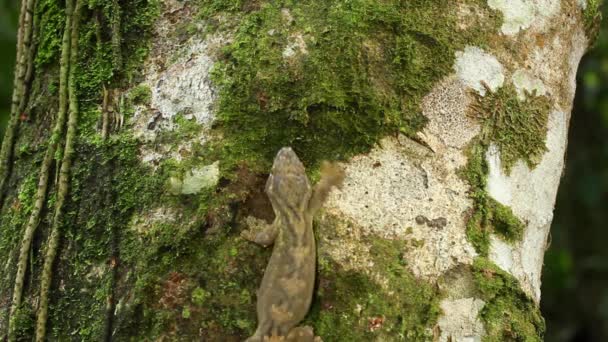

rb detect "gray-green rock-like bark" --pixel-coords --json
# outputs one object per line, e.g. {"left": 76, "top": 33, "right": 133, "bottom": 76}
{"left": 0, "top": 0, "right": 598, "bottom": 341}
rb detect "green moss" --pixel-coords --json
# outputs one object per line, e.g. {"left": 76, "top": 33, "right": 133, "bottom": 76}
{"left": 0, "top": 155, "right": 43, "bottom": 324}
{"left": 461, "top": 84, "right": 550, "bottom": 255}
{"left": 46, "top": 134, "right": 165, "bottom": 340}
{"left": 121, "top": 0, "right": 160, "bottom": 83}
{"left": 10, "top": 304, "right": 35, "bottom": 341}
{"left": 582, "top": 0, "right": 602, "bottom": 44}
{"left": 73, "top": 0, "right": 159, "bottom": 138}
{"left": 191, "top": 287, "right": 210, "bottom": 306}
{"left": 202, "top": 0, "right": 499, "bottom": 168}
{"left": 307, "top": 237, "right": 440, "bottom": 341}
{"left": 129, "top": 84, "right": 152, "bottom": 105}
{"left": 472, "top": 258, "right": 545, "bottom": 342}
{"left": 461, "top": 143, "right": 526, "bottom": 256}
{"left": 35, "top": 0, "right": 66, "bottom": 68}
{"left": 113, "top": 223, "right": 267, "bottom": 340}
{"left": 473, "top": 84, "right": 551, "bottom": 172}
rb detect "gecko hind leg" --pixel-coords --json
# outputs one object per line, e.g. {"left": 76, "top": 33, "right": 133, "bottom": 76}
{"left": 241, "top": 216, "right": 279, "bottom": 247}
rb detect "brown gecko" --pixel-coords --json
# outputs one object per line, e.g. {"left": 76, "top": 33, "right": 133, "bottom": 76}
{"left": 241, "top": 147, "right": 344, "bottom": 342}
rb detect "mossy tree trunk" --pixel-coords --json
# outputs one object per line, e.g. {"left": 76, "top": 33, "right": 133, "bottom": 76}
{"left": 0, "top": 1, "right": 599, "bottom": 341}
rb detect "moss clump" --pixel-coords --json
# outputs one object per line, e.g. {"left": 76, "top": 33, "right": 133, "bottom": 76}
{"left": 472, "top": 84, "right": 551, "bottom": 172}
{"left": 0, "top": 152, "right": 44, "bottom": 330}
{"left": 10, "top": 304, "right": 35, "bottom": 341}
{"left": 129, "top": 84, "right": 152, "bottom": 105}
{"left": 35, "top": 0, "right": 66, "bottom": 68}
{"left": 307, "top": 238, "right": 440, "bottom": 341}
{"left": 202, "top": 0, "right": 499, "bottom": 168}
{"left": 461, "top": 144, "right": 525, "bottom": 256}
{"left": 472, "top": 258, "right": 545, "bottom": 342}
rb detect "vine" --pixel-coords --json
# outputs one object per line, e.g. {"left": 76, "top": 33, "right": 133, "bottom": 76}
{"left": 6, "top": 0, "right": 73, "bottom": 340}
{"left": 36, "top": 0, "right": 82, "bottom": 339}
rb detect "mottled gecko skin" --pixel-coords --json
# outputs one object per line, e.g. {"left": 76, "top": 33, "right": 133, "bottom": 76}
{"left": 242, "top": 147, "right": 344, "bottom": 342}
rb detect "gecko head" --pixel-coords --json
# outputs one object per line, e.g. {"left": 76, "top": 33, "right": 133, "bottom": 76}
{"left": 266, "top": 147, "right": 312, "bottom": 212}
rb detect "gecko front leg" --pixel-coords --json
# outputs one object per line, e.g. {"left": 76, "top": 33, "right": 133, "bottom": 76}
{"left": 307, "top": 161, "right": 345, "bottom": 216}
{"left": 240, "top": 216, "right": 279, "bottom": 247}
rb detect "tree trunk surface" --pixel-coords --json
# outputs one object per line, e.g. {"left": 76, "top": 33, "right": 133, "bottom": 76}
{"left": 0, "top": 0, "right": 598, "bottom": 341}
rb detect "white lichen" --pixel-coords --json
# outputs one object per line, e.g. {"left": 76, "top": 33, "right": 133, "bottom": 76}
{"left": 512, "top": 69, "right": 547, "bottom": 100}
{"left": 149, "top": 37, "right": 221, "bottom": 126}
{"left": 326, "top": 136, "right": 477, "bottom": 279}
{"left": 421, "top": 76, "right": 480, "bottom": 149}
{"left": 577, "top": 0, "right": 587, "bottom": 9}
{"left": 437, "top": 298, "right": 486, "bottom": 342}
{"left": 488, "top": 0, "right": 561, "bottom": 35}
{"left": 168, "top": 161, "right": 220, "bottom": 195}
{"left": 282, "top": 33, "right": 308, "bottom": 59}
{"left": 454, "top": 46, "right": 505, "bottom": 95}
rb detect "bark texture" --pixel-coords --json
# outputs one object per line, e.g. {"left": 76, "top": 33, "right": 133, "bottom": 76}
{"left": 0, "top": 0, "right": 599, "bottom": 341}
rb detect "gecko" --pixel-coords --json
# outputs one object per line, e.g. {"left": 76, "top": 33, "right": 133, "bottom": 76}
{"left": 241, "top": 147, "right": 344, "bottom": 342}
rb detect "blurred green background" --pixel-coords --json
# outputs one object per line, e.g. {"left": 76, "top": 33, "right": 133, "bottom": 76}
{"left": 0, "top": 1, "right": 19, "bottom": 136}
{"left": 0, "top": 2, "right": 605, "bottom": 341}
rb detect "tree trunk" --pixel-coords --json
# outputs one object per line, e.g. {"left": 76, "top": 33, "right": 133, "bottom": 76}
{"left": 0, "top": 0, "right": 599, "bottom": 341}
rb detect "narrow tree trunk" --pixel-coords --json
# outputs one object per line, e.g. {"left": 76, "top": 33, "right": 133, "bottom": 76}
{"left": 0, "top": 1, "right": 599, "bottom": 340}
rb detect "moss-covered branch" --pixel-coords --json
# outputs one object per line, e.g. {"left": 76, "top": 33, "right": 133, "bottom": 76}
{"left": 36, "top": 1, "right": 82, "bottom": 340}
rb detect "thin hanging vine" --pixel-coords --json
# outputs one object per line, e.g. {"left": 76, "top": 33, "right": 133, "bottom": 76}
{"left": 35, "top": 0, "right": 82, "bottom": 339}
{"left": 6, "top": 0, "right": 73, "bottom": 340}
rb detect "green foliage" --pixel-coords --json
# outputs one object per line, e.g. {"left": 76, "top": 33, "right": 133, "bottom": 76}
{"left": 473, "top": 258, "right": 545, "bottom": 342}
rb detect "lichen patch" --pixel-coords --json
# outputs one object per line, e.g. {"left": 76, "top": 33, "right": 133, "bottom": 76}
{"left": 282, "top": 33, "right": 308, "bottom": 60}
{"left": 488, "top": 0, "right": 561, "bottom": 35}
{"left": 169, "top": 161, "right": 220, "bottom": 195}
{"left": 437, "top": 298, "right": 486, "bottom": 342}
{"left": 421, "top": 76, "right": 480, "bottom": 149}
{"left": 512, "top": 69, "right": 547, "bottom": 100}
{"left": 326, "top": 136, "right": 477, "bottom": 279}
{"left": 577, "top": 0, "right": 588, "bottom": 9}
{"left": 454, "top": 46, "right": 504, "bottom": 95}
{"left": 140, "top": 35, "right": 227, "bottom": 135}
